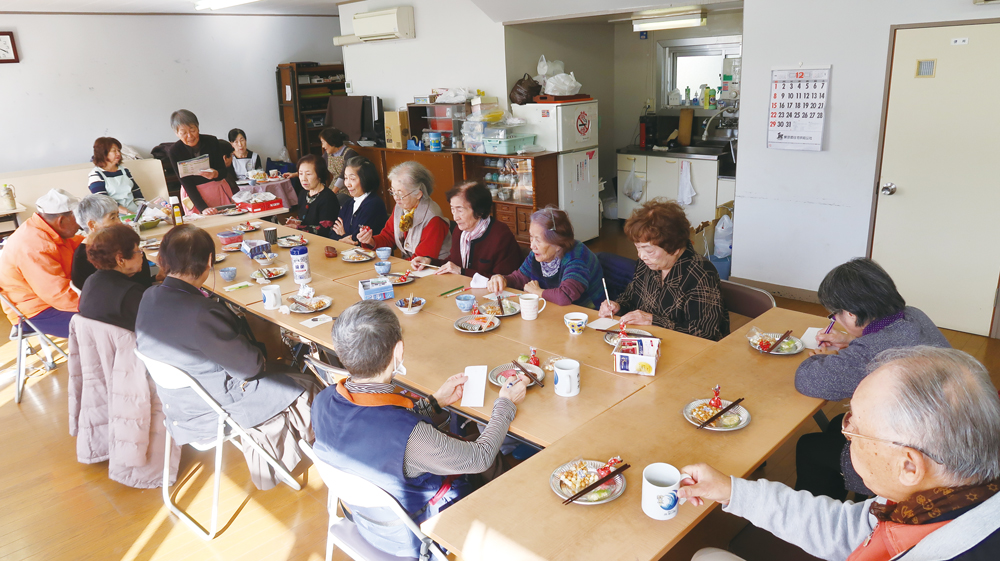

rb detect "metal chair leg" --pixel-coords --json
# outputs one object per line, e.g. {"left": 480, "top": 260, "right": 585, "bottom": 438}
{"left": 14, "top": 325, "right": 25, "bottom": 404}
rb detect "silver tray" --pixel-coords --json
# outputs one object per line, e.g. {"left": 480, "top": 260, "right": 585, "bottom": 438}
{"left": 250, "top": 267, "right": 287, "bottom": 280}
{"left": 341, "top": 249, "right": 376, "bottom": 263}
{"left": 488, "top": 362, "right": 545, "bottom": 387}
{"left": 383, "top": 272, "right": 415, "bottom": 285}
{"left": 603, "top": 328, "right": 653, "bottom": 347}
{"left": 683, "top": 399, "right": 751, "bottom": 431}
{"left": 549, "top": 459, "right": 627, "bottom": 505}
{"left": 277, "top": 236, "right": 309, "bottom": 248}
{"left": 480, "top": 298, "right": 520, "bottom": 318}
{"left": 749, "top": 334, "right": 804, "bottom": 355}
{"left": 287, "top": 295, "right": 332, "bottom": 314}
{"left": 454, "top": 314, "right": 500, "bottom": 333}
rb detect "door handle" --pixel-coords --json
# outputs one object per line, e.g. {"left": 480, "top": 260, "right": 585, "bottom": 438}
{"left": 881, "top": 182, "right": 897, "bottom": 196}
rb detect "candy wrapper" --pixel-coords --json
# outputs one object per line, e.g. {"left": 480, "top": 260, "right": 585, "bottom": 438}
{"left": 709, "top": 385, "right": 722, "bottom": 409}
{"left": 297, "top": 284, "right": 316, "bottom": 300}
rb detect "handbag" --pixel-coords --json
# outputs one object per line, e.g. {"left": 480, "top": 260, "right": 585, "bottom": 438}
{"left": 509, "top": 73, "right": 542, "bottom": 106}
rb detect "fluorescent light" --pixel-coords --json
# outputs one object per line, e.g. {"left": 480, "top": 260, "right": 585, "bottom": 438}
{"left": 632, "top": 13, "right": 706, "bottom": 32}
{"left": 195, "top": 0, "right": 262, "bottom": 10}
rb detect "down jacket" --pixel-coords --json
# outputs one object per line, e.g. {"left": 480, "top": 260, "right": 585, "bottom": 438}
{"left": 68, "top": 315, "right": 179, "bottom": 488}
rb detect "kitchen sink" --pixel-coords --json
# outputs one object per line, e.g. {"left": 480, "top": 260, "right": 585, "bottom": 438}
{"left": 667, "top": 146, "right": 727, "bottom": 155}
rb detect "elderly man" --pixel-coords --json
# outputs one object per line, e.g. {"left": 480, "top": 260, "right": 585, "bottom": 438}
{"left": 682, "top": 346, "right": 1000, "bottom": 561}
{"left": 0, "top": 189, "right": 83, "bottom": 338}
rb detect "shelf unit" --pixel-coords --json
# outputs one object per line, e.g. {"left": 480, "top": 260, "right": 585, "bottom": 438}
{"left": 460, "top": 152, "right": 557, "bottom": 245}
{"left": 407, "top": 102, "right": 470, "bottom": 151}
{"left": 276, "top": 62, "right": 346, "bottom": 161}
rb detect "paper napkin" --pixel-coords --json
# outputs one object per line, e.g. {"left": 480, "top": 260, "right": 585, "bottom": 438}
{"left": 587, "top": 318, "right": 620, "bottom": 330}
{"left": 460, "top": 365, "right": 487, "bottom": 408}
{"left": 300, "top": 314, "right": 333, "bottom": 328}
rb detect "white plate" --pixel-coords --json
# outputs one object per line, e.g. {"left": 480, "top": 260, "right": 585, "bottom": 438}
{"left": 603, "top": 328, "right": 653, "bottom": 347}
{"left": 488, "top": 361, "right": 545, "bottom": 387}
{"left": 231, "top": 221, "right": 262, "bottom": 232}
{"left": 277, "top": 236, "right": 309, "bottom": 248}
{"left": 682, "top": 399, "right": 751, "bottom": 431}
{"left": 214, "top": 253, "right": 227, "bottom": 263}
{"left": 250, "top": 267, "right": 287, "bottom": 280}
{"left": 287, "top": 295, "right": 332, "bottom": 314}
{"left": 454, "top": 315, "right": 500, "bottom": 333}
{"left": 749, "top": 334, "right": 804, "bottom": 355}
{"left": 222, "top": 208, "right": 248, "bottom": 216}
{"left": 341, "top": 249, "right": 376, "bottom": 262}
{"left": 549, "top": 459, "right": 627, "bottom": 505}
{"left": 479, "top": 299, "right": 519, "bottom": 318}
{"left": 384, "top": 272, "right": 416, "bottom": 285}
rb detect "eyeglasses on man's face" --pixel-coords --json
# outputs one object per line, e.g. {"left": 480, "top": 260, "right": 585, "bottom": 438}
{"left": 841, "top": 411, "right": 943, "bottom": 464}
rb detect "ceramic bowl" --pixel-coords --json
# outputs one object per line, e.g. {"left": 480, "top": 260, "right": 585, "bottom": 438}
{"left": 374, "top": 261, "right": 392, "bottom": 275}
{"left": 220, "top": 267, "right": 237, "bottom": 282}
{"left": 254, "top": 252, "right": 278, "bottom": 266}
{"left": 395, "top": 297, "right": 426, "bottom": 315}
{"left": 563, "top": 312, "right": 589, "bottom": 335}
{"left": 455, "top": 294, "right": 476, "bottom": 313}
{"left": 376, "top": 246, "right": 392, "bottom": 260}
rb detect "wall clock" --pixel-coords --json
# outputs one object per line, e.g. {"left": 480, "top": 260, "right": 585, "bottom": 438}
{"left": 0, "top": 32, "right": 19, "bottom": 64}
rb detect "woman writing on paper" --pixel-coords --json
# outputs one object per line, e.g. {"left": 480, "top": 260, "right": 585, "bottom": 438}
{"left": 166, "top": 109, "right": 231, "bottom": 215}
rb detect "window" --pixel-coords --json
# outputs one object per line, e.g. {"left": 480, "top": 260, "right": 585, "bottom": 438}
{"left": 658, "top": 36, "right": 741, "bottom": 107}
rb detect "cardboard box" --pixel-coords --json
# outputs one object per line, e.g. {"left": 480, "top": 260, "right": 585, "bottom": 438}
{"left": 236, "top": 199, "right": 283, "bottom": 213}
{"left": 384, "top": 111, "right": 410, "bottom": 150}
{"left": 359, "top": 278, "right": 394, "bottom": 301}
{"left": 240, "top": 240, "right": 271, "bottom": 259}
{"left": 612, "top": 337, "right": 661, "bottom": 376}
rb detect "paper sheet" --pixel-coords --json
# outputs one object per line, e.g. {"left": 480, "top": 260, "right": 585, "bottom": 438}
{"left": 409, "top": 268, "right": 435, "bottom": 278}
{"left": 301, "top": 314, "right": 333, "bottom": 328}
{"left": 177, "top": 154, "right": 211, "bottom": 178}
{"left": 470, "top": 273, "right": 489, "bottom": 288}
{"left": 587, "top": 318, "right": 620, "bottom": 330}
{"left": 801, "top": 327, "right": 823, "bottom": 350}
{"left": 460, "top": 365, "right": 487, "bottom": 408}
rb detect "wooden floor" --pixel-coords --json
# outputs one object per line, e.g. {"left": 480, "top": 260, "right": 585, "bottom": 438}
{"left": 4, "top": 221, "right": 1000, "bottom": 561}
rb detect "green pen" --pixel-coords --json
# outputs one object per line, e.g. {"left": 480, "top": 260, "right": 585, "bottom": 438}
{"left": 439, "top": 286, "right": 464, "bottom": 297}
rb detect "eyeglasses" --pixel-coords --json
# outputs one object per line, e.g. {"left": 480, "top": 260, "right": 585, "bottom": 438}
{"left": 390, "top": 189, "right": 417, "bottom": 200}
{"left": 841, "top": 411, "right": 943, "bottom": 464}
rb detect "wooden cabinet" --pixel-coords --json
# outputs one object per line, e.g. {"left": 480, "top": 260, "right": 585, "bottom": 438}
{"left": 460, "top": 152, "right": 558, "bottom": 246}
{"left": 350, "top": 145, "right": 463, "bottom": 222}
{"left": 275, "top": 62, "right": 346, "bottom": 162}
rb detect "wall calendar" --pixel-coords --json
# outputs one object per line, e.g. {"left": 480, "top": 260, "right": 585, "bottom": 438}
{"left": 767, "top": 67, "right": 830, "bottom": 151}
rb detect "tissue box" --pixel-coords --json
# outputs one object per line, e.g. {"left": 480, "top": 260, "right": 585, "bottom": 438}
{"left": 612, "top": 337, "right": 661, "bottom": 376}
{"left": 216, "top": 231, "right": 243, "bottom": 245}
{"left": 359, "top": 278, "right": 394, "bottom": 301}
{"left": 236, "top": 199, "right": 283, "bottom": 213}
{"left": 240, "top": 240, "right": 271, "bottom": 259}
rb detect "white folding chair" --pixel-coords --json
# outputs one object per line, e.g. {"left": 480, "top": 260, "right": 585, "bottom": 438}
{"left": 302, "top": 355, "right": 350, "bottom": 388}
{"left": 134, "top": 349, "right": 302, "bottom": 540}
{"left": 0, "top": 290, "right": 66, "bottom": 404}
{"left": 299, "top": 440, "right": 448, "bottom": 561}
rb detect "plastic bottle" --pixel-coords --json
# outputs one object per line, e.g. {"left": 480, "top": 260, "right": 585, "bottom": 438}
{"left": 684, "top": 86, "right": 691, "bottom": 105}
{"left": 290, "top": 246, "right": 312, "bottom": 285}
{"left": 169, "top": 196, "right": 183, "bottom": 225}
{"left": 708, "top": 88, "right": 717, "bottom": 110}
{"left": 703, "top": 86, "right": 711, "bottom": 109}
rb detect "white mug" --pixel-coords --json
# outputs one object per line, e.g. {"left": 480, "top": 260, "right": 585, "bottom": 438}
{"left": 519, "top": 294, "right": 547, "bottom": 320}
{"left": 642, "top": 463, "right": 691, "bottom": 520}
{"left": 553, "top": 359, "right": 580, "bottom": 397}
{"left": 262, "top": 285, "right": 282, "bottom": 310}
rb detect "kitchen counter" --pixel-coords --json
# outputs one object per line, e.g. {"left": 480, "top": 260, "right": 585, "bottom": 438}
{"left": 617, "top": 144, "right": 723, "bottom": 161}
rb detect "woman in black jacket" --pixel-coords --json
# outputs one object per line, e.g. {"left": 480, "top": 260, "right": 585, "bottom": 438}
{"left": 286, "top": 154, "right": 340, "bottom": 238}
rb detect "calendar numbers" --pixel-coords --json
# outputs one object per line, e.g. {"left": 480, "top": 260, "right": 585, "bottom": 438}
{"left": 768, "top": 68, "right": 830, "bottom": 151}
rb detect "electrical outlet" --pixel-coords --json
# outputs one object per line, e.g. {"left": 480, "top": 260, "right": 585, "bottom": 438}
{"left": 952, "top": 38, "right": 969, "bottom": 45}
{"left": 344, "top": 81, "right": 353, "bottom": 93}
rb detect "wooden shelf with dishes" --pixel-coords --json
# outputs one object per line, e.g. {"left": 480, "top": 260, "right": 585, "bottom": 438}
{"left": 460, "top": 152, "right": 557, "bottom": 245}
{"left": 275, "top": 62, "right": 346, "bottom": 161}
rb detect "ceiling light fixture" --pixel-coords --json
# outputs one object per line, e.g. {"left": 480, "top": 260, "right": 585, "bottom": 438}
{"left": 632, "top": 11, "right": 706, "bottom": 32}
{"left": 195, "top": 0, "right": 262, "bottom": 10}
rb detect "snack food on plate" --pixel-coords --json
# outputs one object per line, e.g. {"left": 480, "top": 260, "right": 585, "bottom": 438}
{"left": 558, "top": 461, "right": 599, "bottom": 494}
{"left": 691, "top": 386, "right": 740, "bottom": 428}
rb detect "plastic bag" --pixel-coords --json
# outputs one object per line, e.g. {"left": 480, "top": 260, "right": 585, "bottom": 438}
{"left": 714, "top": 214, "right": 733, "bottom": 258}
{"left": 435, "top": 87, "right": 473, "bottom": 103}
{"left": 537, "top": 55, "right": 564, "bottom": 77}
{"left": 544, "top": 72, "right": 582, "bottom": 96}
{"left": 622, "top": 162, "right": 644, "bottom": 203}
{"left": 278, "top": 146, "right": 290, "bottom": 162}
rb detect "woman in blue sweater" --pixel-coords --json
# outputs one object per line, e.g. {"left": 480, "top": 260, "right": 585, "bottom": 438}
{"left": 331, "top": 156, "right": 389, "bottom": 246}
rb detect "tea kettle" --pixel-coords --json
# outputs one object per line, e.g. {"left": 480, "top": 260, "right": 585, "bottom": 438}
{"left": 0, "top": 184, "right": 16, "bottom": 211}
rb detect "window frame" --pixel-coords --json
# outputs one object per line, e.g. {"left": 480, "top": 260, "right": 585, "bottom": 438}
{"left": 657, "top": 35, "right": 742, "bottom": 109}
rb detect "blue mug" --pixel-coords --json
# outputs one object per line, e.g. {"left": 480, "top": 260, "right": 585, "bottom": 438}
{"left": 455, "top": 294, "right": 476, "bottom": 313}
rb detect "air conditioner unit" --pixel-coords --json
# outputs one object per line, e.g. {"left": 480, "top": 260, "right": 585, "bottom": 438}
{"left": 353, "top": 6, "right": 415, "bottom": 42}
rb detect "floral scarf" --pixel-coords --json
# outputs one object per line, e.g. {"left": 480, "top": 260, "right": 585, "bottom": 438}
{"left": 540, "top": 254, "right": 562, "bottom": 278}
{"left": 399, "top": 207, "right": 417, "bottom": 233}
{"left": 460, "top": 217, "right": 490, "bottom": 268}
{"left": 870, "top": 479, "right": 1000, "bottom": 525}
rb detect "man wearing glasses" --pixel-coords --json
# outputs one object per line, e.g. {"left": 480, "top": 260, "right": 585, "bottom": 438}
{"left": 680, "top": 346, "right": 1000, "bottom": 561}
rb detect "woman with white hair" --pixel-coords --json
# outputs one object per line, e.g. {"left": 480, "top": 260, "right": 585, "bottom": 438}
{"left": 357, "top": 161, "right": 452, "bottom": 260}
{"left": 166, "top": 109, "right": 231, "bottom": 215}
{"left": 312, "top": 300, "right": 527, "bottom": 558}
{"left": 71, "top": 194, "right": 152, "bottom": 291}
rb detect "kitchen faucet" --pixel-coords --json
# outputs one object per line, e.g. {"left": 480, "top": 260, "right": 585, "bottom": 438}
{"left": 702, "top": 105, "right": 740, "bottom": 142}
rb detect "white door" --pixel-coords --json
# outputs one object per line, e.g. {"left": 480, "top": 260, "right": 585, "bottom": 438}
{"left": 556, "top": 101, "right": 599, "bottom": 151}
{"left": 560, "top": 148, "right": 600, "bottom": 241}
{"left": 872, "top": 23, "right": 1000, "bottom": 335}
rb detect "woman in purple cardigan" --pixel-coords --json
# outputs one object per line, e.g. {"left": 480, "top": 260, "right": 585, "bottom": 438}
{"left": 330, "top": 156, "right": 389, "bottom": 245}
{"left": 411, "top": 181, "right": 522, "bottom": 279}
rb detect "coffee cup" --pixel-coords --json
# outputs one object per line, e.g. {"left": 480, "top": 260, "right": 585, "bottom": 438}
{"left": 455, "top": 294, "right": 476, "bottom": 313}
{"left": 376, "top": 246, "right": 392, "bottom": 260}
{"left": 264, "top": 227, "right": 278, "bottom": 245}
{"left": 519, "top": 294, "right": 546, "bottom": 320}
{"left": 641, "top": 463, "right": 691, "bottom": 520}
{"left": 563, "top": 312, "right": 588, "bottom": 335}
{"left": 268, "top": 169, "right": 279, "bottom": 178}
{"left": 553, "top": 359, "right": 580, "bottom": 397}
{"left": 262, "top": 285, "right": 282, "bottom": 310}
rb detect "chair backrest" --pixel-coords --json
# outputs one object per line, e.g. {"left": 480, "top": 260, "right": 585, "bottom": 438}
{"left": 720, "top": 280, "right": 776, "bottom": 319}
{"left": 134, "top": 348, "right": 228, "bottom": 417}
{"left": 303, "top": 356, "right": 349, "bottom": 387}
{"left": 596, "top": 252, "right": 637, "bottom": 301}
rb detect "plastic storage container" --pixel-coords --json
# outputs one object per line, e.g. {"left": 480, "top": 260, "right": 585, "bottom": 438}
{"left": 216, "top": 231, "right": 243, "bottom": 245}
{"left": 484, "top": 134, "right": 537, "bottom": 155}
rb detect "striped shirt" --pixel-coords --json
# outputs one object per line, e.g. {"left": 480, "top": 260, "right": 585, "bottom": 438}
{"left": 88, "top": 167, "right": 144, "bottom": 203}
{"left": 344, "top": 380, "right": 516, "bottom": 479}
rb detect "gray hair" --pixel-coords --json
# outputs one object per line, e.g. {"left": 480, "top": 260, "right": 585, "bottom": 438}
{"left": 388, "top": 161, "right": 434, "bottom": 197}
{"left": 74, "top": 194, "right": 119, "bottom": 233}
{"left": 170, "top": 109, "right": 199, "bottom": 131}
{"left": 870, "top": 346, "right": 1000, "bottom": 485}
{"left": 331, "top": 300, "right": 402, "bottom": 379}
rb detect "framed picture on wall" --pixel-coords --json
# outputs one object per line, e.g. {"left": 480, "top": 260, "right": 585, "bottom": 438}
{"left": 0, "top": 32, "right": 19, "bottom": 64}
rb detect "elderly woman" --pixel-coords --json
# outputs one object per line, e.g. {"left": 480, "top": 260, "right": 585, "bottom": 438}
{"left": 71, "top": 194, "right": 152, "bottom": 291}
{"left": 78, "top": 224, "right": 148, "bottom": 332}
{"left": 412, "top": 181, "right": 521, "bottom": 278}
{"left": 313, "top": 300, "right": 527, "bottom": 558}
{"left": 794, "top": 257, "right": 950, "bottom": 500}
{"left": 284, "top": 154, "right": 340, "bottom": 238}
{"left": 487, "top": 207, "right": 604, "bottom": 308}
{"left": 319, "top": 128, "right": 358, "bottom": 205}
{"left": 166, "top": 109, "right": 231, "bottom": 216}
{"left": 599, "top": 199, "right": 728, "bottom": 340}
{"left": 228, "top": 128, "right": 263, "bottom": 181}
{"left": 358, "top": 161, "right": 452, "bottom": 260}
{"left": 136, "top": 225, "right": 319, "bottom": 490}
{"left": 88, "top": 137, "right": 145, "bottom": 214}
{"left": 330, "top": 156, "right": 388, "bottom": 245}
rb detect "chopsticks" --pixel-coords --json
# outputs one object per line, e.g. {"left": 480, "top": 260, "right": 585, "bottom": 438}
{"left": 439, "top": 286, "right": 465, "bottom": 297}
{"left": 479, "top": 313, "right": 496, "bottom": 332}
{"left": 697, "top": 398, "right": 745, "bottom": 430}
{"left": 407, "top": 292, "right": 413, "bottom": 312}
{"left": 765, "top": 330, "right": 793, "bottom": 354}
{"left": 562, "top": 463, "right": 631, "bottom": 505}
{"left": 445, "top": 287, "right": 473, "bottom": 298}
{"left": 511, "top": 358, "right": 544, "bottom": 387}
{"left": 594, "top": 327, "right": 661, "bottom": 339}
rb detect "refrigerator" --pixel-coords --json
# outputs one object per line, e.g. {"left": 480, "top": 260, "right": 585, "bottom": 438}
{"left": 511, "top": 101, "right": 601, "bottom": 241}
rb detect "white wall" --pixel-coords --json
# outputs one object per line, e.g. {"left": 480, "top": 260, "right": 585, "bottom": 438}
{"left": 337, "top": 0, "right": 507, "bottom": 111}
{"left": 504, "top": 22, "right": 616, "bottom": 180}
{"left": 0, "top": 14, "right": 341, "bottom": 174}
{"left": 734, "top": 0, "right": 1000, "bottom": 291}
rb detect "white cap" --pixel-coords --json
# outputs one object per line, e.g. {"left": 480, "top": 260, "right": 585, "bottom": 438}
{"left": 36, "top": 189, "right": 81, "bottom": 214}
